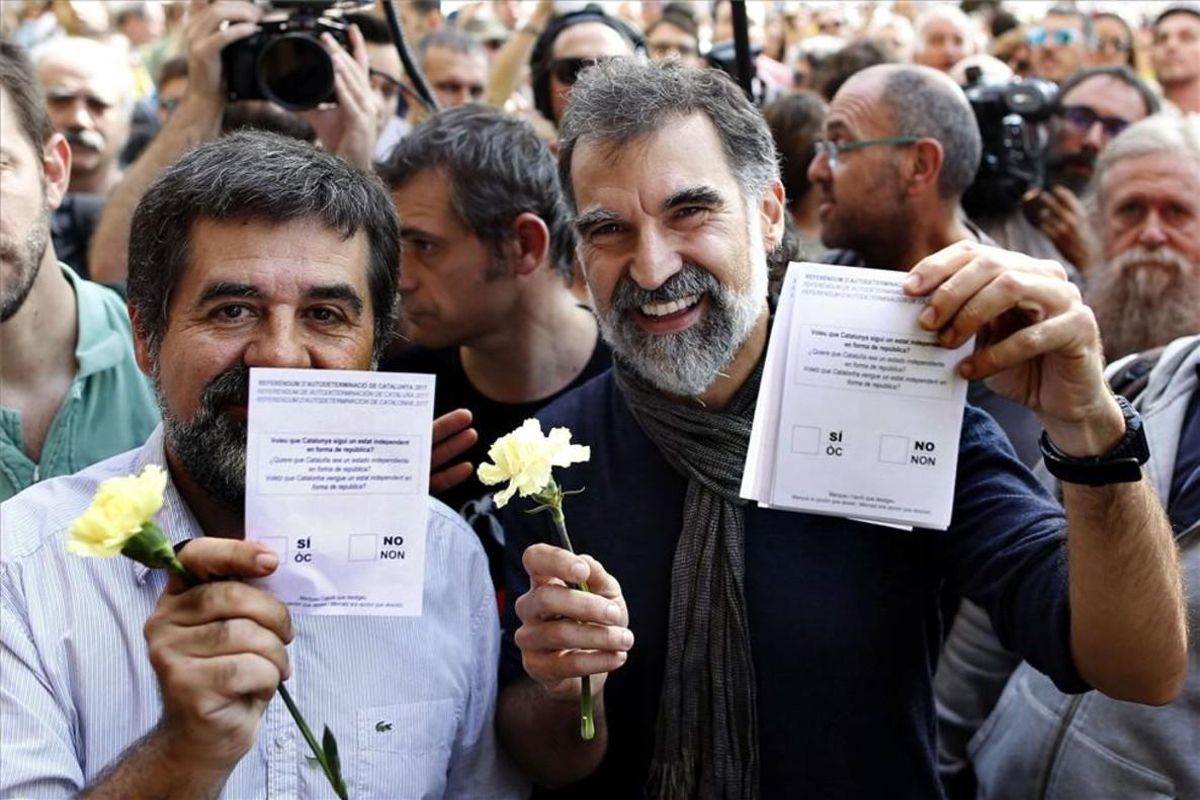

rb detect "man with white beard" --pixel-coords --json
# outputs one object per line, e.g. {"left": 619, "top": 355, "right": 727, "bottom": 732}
{"left": 1085, "top": 113, "right": 1200, "bottom": 361}
{"left": 492, "top": 60, "right": 1185, "bottom": 799}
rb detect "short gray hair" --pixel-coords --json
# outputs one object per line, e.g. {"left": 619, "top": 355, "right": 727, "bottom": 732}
{"left": 557, "top": 59, "right": 780, "bottom": 211}
{"left": 882, "top": 66, "right": 982, "bottom": 200}
{"left": 1090, "top": 113, "right": 1200, "bottom": 229}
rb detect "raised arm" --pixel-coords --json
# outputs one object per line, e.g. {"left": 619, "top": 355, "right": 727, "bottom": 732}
{"left": 909, "top": 240, "right": 1188, "bottom": 704}
{"left": 485, "top": 0, "right": 554, "bottom": 110}
{"left": 88, "top": 0, "right": 259, "bottom": 283}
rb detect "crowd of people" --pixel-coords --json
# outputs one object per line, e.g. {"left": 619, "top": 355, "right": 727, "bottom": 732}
{"left": 1, "top": 1, "right": 1198, "bottom": 798}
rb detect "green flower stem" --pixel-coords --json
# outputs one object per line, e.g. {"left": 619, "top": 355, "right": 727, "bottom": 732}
{"left": 149, "top": 532, "right": 348, "bottom": 798}
{"left": 549, "top": 503, "right": 595, "bottom": 742}
{"left": 279, "top": 682, "right": 349, "bottom": 800}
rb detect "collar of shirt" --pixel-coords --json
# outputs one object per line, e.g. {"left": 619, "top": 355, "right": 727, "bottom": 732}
{"left": 62, "top": 264, "right": 134, "bottom": 380}
{"left": 125, "top": 425, "right": 206, "bottom": 587}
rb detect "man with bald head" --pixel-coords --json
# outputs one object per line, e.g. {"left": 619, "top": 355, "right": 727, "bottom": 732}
{"left": 33, "top": 37, "right": 133, "bottom": 195}
{"left": 811, "top": 63, "right": 1053, "bottom": 465}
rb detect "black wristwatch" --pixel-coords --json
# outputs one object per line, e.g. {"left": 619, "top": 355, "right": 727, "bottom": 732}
{"left": 1039, "top": 395, "right": 1149, "bottom": 486}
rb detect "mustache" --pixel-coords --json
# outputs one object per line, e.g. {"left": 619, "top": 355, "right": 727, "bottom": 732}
{"left": 64, "top": 128, "right": 105, "bottom": 151}
{"left": 1106, "top": 245, "right": 1195, "bottom": 278}
{"left": 610, "top": 263, "right": 718, "bottom": 312}
{"left": 198, "top": 364, "right": 251, "bottom": 419}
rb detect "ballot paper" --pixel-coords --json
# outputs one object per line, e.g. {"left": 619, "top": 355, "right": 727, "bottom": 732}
{"left": 742, "top": 263, "right": 973, "bottom": 530}
{"left": 245, "top": 368, "right": 434, "bottom": 615}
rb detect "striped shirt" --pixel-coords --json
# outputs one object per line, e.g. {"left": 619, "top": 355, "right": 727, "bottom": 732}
{"left": 0, "top": 427, "right": 528, "bottom": 799}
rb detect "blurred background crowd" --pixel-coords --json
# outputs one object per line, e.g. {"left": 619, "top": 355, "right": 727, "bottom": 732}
{"left": 2, "top": 0, "right": 1197, "bottom": 302}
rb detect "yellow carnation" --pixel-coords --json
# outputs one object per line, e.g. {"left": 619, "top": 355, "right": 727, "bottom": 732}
{"left": 67, "top": 465, "right": 168, "bottom": 557}
{"left": 478, "top": 419, "right": 590, "bottom": 507}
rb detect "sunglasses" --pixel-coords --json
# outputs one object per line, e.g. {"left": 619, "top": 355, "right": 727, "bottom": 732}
{"left": 1057, "top": 105, "right": 1131, "bottom": 139}
{"left": 550, "top": 57, "right": 611, "bottom": 85}
{"left": 1027, "top": 27, "right": 1082, "bottom": 47}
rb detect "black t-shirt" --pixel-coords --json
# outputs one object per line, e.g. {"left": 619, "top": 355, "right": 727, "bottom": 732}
{"left": 381, "top": 337, "right": 612, "bottom": 584}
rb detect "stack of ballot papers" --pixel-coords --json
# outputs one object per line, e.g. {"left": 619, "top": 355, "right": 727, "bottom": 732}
{"left": 741, "top": 262, "right": 974, "bottom": 530}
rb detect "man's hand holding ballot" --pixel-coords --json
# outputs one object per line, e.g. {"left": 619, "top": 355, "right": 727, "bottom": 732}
{"left": 492, "top": 60, "right": 1188, "bottom": 798}
{"left": 907, "top": 240, "right": 1187, "bottom": 704}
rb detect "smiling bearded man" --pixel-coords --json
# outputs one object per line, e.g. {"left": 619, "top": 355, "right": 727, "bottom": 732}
{"left": 492, "top": 60, "right": 1187, "bottom": 800}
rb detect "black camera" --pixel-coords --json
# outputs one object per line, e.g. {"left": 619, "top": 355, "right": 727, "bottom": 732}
{"left": 961, "top": 67, "right": 1058, "bottom": 217}
{"left": 221, "top": 1, "right": 350, "bottom": 111}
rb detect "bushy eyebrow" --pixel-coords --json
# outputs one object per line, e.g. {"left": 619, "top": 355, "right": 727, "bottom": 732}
{"left": 575, "top": 186, "right": 727, "bottom": 236}
{"left": 398, "top": 226, "right": 440, "bottom": 242}
{"left": 574, "top": 208, "right": 623, "bottom": 236}
{"left": 663, "top": 185, "right": 725, "bottom": 211}
{"left": 305, "top": 283, "right": 364, "bottom": 316}
{"left": 198, "top": 281, "right": 260, "bottom": 304}
{"left": 196, "top": 281, "right": 363, "bottom": 316}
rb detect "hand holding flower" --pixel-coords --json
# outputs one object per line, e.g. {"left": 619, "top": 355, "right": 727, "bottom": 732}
{"left": 68, "top": 466, "right": 348, "bottom": 798}
{"left": 479, "top": 419, "right": 633, "bottom": 741}
{"left": 145, "top": 538, "right": 295, "bottom": 774}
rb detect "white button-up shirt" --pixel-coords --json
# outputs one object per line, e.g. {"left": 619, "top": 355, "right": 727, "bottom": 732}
{"left": 1, "top": 427, "right": 527, "bottom": 799}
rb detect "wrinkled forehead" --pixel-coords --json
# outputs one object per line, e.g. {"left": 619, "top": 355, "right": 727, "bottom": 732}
{"left": 38, "top": 57, "right": 126, "bottom": 104}
{"left": 1043, "top": 13, "right": 1085, "bottom": 33}
{"left": 1102, "top": 153, "right": 1200, "bottom": 207}
{"left": 824, "top": 72, "right": 892, "bottom": 137}
{"left": 553, "top": 22, "right": 634, "bottom": 60}
{"left": 570, "top": 113, "right": 740, "bottom": 212}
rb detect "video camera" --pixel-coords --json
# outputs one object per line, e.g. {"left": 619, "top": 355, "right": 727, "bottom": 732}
{"left": 961, "top": 67, "right": 1058, "bottom": 218}
{"left": 222, "top": 0, "right": 363, "bottom": 111}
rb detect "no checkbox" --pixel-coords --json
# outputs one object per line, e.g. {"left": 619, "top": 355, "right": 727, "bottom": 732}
{"left": 879, "top": 434, "right": 909, "bottom": 464}
{"left": 349, "top": 534, "right": 378, "bottom": 561}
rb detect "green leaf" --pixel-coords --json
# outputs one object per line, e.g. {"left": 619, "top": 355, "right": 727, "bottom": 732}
{"left": 323, "top": 726, "right": 342, "bottom": 780}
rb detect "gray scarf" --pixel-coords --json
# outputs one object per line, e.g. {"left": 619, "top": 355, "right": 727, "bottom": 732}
{"left": 615, "top": 357, "right": 761, "bottom": 800}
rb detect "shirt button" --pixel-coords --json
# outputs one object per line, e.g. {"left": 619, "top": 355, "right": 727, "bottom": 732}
{"left": 275, "top": 733, "right": 292, "bottom": 748}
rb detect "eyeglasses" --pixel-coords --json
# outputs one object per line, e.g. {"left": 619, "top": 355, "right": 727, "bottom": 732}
{"left": 1027, "top": 27, "right": 1082, "bottom": 47}
{"left": 649, "top": 42, "right": 698, "bottom": 60}
{"left": 550, "top": 56, "right": 612, "bottom": 85}
{"left": 1057, "top": 105, "right": 1131, "bottom": 139}
{"left": 813, "top": 136, "right": 919, "bottom": 170}
{"left": 1095, "top": 36, "right": 1131, "bottom": 54}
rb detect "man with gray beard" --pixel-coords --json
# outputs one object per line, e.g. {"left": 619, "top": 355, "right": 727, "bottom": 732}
{"left": 0, "top": 130, "right": 527, "bottom": 798}
{"left": 494, "top": 60, "right": 1185, "bottom": 800}
{"left": 1084, "top": 113, "right": 1200, "bottom": 361}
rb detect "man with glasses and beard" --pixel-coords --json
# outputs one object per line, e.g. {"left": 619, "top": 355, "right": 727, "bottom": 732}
{"left": 0, "top": 130, "right": 527, "bottom": 798}
{"left": 974, "top": 66, "right": 1158, "bottom": 282}
{"left": 493, "top": 59, "right": 1185, "bottom": 799}
{"left": 0, "top": 39, "right": 158, "bottom": 502}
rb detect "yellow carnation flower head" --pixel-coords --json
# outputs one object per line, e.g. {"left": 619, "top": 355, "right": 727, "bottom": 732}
{"left": 67, "top": 465, "right": 168, "bottom": 557}
{"left": 477, "top": 418, "right": 590, "bottom": 508}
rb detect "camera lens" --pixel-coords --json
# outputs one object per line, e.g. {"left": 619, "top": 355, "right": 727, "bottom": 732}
{"left": 257, "top": 33, "right": 334, "bottom": 111}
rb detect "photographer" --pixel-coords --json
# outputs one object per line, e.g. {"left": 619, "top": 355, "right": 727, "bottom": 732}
{"left": 971, "top": 66, "right": 1158, "bottom": 280}
{"left": 88, "top": 0, "right": 380, "bottom": 284}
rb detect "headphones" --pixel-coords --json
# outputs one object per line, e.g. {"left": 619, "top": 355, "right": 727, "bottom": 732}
{"left": 530, "top": 5, "right": 646, "bottom": 124}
